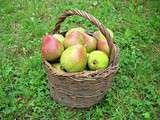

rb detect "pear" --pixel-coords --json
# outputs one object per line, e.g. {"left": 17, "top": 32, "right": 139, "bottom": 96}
{"left": 52, "top": 63, "right": 65, "bottom": 73}
{"left": 82, "top": 33, "right": 97, "bottom": 53}
{"left": 60, "top": 44, "right": 87, "bottom": 72}
{"left": 88, "top": 50, "right": 109, "bottom": 70}
{"left": 65, "top": 27, "right": 85, "bottom": 37}
{"left": 93, "top": 31, "right": 110, "bottom": 55}
{"left": 53, "top": 34, "right": 65, "bottom": 44}
{"left": 87, "top": 53, "right": 90, "bottom": 59}
{"left": 42, "top": 35, "right": 64, "bottom": 62}
{"left": 106, "top": 28, "right": 114, "bottom": 39}
{"left": 64, "top": 31, "right": 85, "bottom": 49}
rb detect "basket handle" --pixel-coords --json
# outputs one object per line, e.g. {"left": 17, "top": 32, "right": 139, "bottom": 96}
{"left": 51, "top": 10, "right": 114, "bottom": 56}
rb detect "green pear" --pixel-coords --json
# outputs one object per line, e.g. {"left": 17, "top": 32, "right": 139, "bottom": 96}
{"left": 82, "top": 32, "right": 97, "bottom": 53}
{"left": 87, "top": 53, "right": 90, "bottom": 59}
{"left": 53, "top": 34, "right": 65, "bottom": 44}
{"left": 52, "top": 63, "right": 65, "bottom": 73}
{"left": 88, "top": 50, "right": 109, "bottom": 70}
{"left": 64, "top": 31, "right": 85, "bottom": 49}
{"left": 107, "top": 28, "right": 114, "bottom": 39}
{"left": 60, "top": 44, "right": 87, "bottom": 72}
{"left": 65, "top": 27, "right": 85, "bottom": 37}
{"left": 93, "top": 31, "right": 110, "bottom": 55}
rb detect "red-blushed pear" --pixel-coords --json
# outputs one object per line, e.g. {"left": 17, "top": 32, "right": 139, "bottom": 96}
{"left": 65, "top": 27, "right": 85, "bottom": 37}
{"left": 53, "top": 34, "right": 65, "bottom": 44}
{"left": 82, "top": 32, "right": 97, "bottom": 53}
{"left": 93, "top": 31, "right": 110, "bottom": 55}
{"left": 42, "top": 35, "right": 64, "bottom": 62}
{"left": 60, "top": 44, "right": 87, "bottom": 72}
{"left": 64, "top": 31, "right": 85, "bottom": 49}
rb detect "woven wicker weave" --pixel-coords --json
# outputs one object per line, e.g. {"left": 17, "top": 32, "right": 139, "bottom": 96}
{"left": 42, "top": 10, "right": 119, "bottom": 108}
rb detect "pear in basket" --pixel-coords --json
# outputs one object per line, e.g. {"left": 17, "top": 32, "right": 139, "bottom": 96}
{"left": 82, "top": 32, "right": 97, "bottom": 53}
{"left": 42, "top": 35, "right": 64, "bottom": 62}
{"left": 53, "top": 34, "right": 65, "bottom": 45}
{"left": 65, "top": 27, "right": 85, "bottom": 37}
{"left": 52, "top": 63, "right": 65, "bottom": 73}
{"left": 93, "top": 28, "right": 113, "bottom": 55}
{"left": 64, "top": 31, "right": 85, "bottom": 49}
{"left": 60, "top": 44, "right": 87, "bottom": 72}
{"left": 88, "top": 50, "right": 109, "bottom": 70}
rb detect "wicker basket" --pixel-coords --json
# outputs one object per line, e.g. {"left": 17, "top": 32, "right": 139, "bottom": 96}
{"left": 42, "top": 10, "right": 119, "bottom": 108}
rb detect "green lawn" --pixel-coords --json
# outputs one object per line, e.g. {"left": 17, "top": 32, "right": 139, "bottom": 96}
{"left": 0, "top": 0, "right": 160, "bottom": 119}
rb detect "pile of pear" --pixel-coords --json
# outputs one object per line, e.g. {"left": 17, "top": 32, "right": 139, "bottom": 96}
{"left": 42, "top": 28, "right": 113, "bottom": 73}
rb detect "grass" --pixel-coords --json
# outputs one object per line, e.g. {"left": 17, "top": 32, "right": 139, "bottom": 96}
{"left": 0, "top": 0, "right": 160, "bottom": 119}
